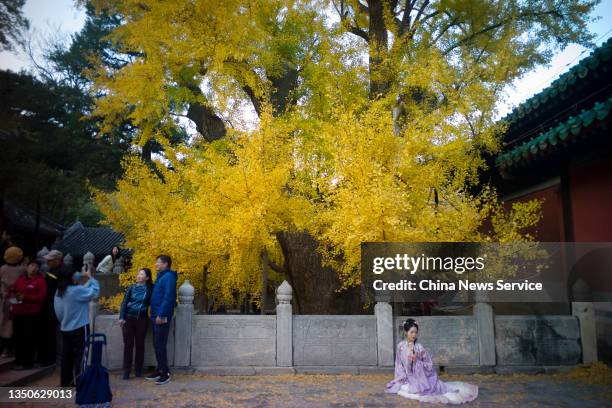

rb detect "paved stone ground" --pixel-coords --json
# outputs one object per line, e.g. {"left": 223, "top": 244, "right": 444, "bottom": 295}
{"left": 17, "top": 364, "right": 612, "bottom": 407}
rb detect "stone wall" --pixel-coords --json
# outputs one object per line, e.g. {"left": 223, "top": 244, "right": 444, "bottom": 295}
{"left": 190, "top": 315, "right": 276, "bottom": 367}
{"left": 494, "top": 316, "right": 581, "bottom": 365}
{"left": 394, "top": 316, "right": 479, "bottom": 366}
{"left": 293, "top": 316, "right": 377, "bottom": 366}
{"left": 97, "top": 274, "right": 121, "bottom": 298}
{"left": 90, "top": 280, "right": 596, "bottom": 372}
{"left": 94, "top": 315, "right": 175, "bottom": 371}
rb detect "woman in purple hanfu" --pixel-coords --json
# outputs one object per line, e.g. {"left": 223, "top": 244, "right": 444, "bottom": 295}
{"left": 386, "top": 319, "right": 478, "bottom": 404}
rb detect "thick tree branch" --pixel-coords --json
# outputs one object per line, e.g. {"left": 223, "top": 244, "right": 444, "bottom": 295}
{"left": 405, "top": 0, "right": 429, "bottom": 37}
{"left": 242, "top": 84, "right": 262, "bottom": 116}
{"left": 442, "top": 9, "right": 563, "bottom": 56}
{"left": 442, "top": 21, "right": 506, "bottom": 55}
{"left": 355, "top": 0, "right": 369, "bottom": 15}
{"left": 429, "top": 15, "right": 460, "bottom": 47}
{"left": 270, "top": 63, "right": 299, "bottom": 114}
{"left": 333, "top": 0, "right": 370, "bottom": 42}
{"left": 268, "top": 258, "right": 286, "bottom": 274}
{"left": 349, "top": 26, "right": 370, "bottom": 42}
{"left": 184, "top": 82, "right": 226, "bottom": 142}
{"left": 397, "top": 0, "right": 416, "bottom": 37}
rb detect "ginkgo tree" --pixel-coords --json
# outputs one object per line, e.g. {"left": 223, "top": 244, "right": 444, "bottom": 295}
{"left": 88, "top": 0, "right": 597, "bottom": 313}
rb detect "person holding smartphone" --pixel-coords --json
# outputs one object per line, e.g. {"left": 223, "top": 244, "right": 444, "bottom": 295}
{"left": 54, "top": 265, "right": 99, "bottom": 387}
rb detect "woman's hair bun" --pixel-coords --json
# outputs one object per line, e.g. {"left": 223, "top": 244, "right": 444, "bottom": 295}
{"left": 403, "top": 318, "right": 419, "bottom": 331}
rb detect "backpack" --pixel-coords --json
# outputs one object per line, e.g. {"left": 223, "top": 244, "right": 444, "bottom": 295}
{"left": 76, "top": 333, "right": 113, "bottom": 407}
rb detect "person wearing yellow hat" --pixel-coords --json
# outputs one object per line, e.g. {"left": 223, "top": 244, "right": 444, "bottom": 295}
{"left": 0, "top": 246, "right": 26, "bottom": 358}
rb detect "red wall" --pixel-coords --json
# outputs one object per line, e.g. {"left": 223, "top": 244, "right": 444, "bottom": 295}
{"left": 506, "top": 184, "right": 565, "bottom": 242}
{"left": 569, "top": 154, "right": 612, "bottom": 242}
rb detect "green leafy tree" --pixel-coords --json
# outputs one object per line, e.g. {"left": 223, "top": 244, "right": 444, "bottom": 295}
{"left": 0, "top": 0, "right": 28, "bottom": 51}
{"left": 0, "top": 70, "right": 127, "bottom": 225}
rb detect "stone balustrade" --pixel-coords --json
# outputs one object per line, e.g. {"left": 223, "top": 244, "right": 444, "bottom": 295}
{"left": 90, "top": 279, "right": 597, "bottom": 373}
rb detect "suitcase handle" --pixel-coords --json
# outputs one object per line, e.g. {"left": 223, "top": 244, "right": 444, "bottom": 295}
{"left": 81, "top": 333, "right": 109, "bottom": 372}
{"left": 87, "top": 333, "right": 107, "bottom": 345}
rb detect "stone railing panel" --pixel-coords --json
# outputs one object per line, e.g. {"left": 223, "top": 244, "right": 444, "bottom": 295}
{"left": 95, "top": 315, "right": 175, "bottom": 370}
{"left": 495, "top": 315, "right": 581, "bottom": 365}
{"left": 394, "top": 316, "right": 479, "bottom": 366}
{"left": 293, "top": 316, "right": 377, "bottom": 366}
{"left": 191, "top": 315, "right": 276, "bottom": 367}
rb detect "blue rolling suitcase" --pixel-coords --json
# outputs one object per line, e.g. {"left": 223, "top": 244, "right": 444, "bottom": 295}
{"left": 76, "top": 333, "right": 113, "bottom": 407}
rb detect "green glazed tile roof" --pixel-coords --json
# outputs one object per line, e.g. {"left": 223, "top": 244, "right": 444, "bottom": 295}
{"left": 496, "top": 97, "right": 612, "bottom": 169}
{"left": 502, "top": 38, "right": 612, "bottom": 127}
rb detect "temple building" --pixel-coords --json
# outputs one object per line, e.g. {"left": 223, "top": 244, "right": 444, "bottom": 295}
{"left": 492, "top": 37, "right": 612, "bottom": 363}
{"left": 494, "top": 38, "right": 611, "bottom": 243}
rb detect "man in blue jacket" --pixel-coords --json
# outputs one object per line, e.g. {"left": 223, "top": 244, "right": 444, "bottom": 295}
{"left": 145, "top": 255, "right": 177, "bottom": 385}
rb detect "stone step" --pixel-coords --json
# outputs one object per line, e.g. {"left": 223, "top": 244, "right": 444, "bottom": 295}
{"left": 0, "top": 364, "right": 56, "bottom": 387}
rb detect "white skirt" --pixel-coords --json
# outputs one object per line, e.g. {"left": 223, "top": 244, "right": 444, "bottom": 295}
{"left": 397, "top": 381, "right": 479, "bottom": 405}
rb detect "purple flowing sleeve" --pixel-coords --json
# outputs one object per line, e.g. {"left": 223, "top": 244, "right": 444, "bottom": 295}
{"left": 385, "top": 342, "right": 409, "bottom": 393}
{"left": 417, "top": 343, "right": 435, "bottom": 377}
{"left": 412, "top": 343, "right": 448, "bottom": 395}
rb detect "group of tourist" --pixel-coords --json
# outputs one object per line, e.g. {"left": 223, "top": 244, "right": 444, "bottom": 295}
{"left": 0, "top": 246, "right": 59, "bottom": 369}
{"left": 1, "top": 236, "right": 479, "bottom": 402}
{"left": 119, "top": 254, "right": 178, "bottom": 385}
{"left": 0, "top": 245, "right": 102, "bottom": 386}
{"left": 0, "top": 241, "right": 178, "bottom": 387}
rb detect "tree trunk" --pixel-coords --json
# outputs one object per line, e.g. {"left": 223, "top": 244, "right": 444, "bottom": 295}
{"left": 270, "top": 63, "right": 299, "bottom": 114}
{"left": 368, "top": 0, "right": 390, "bottom": 99}
{"left": 193, "top": 64, "right": 363, "bottom": 314}
{"left": 185, "top": 83, "right": 226, "bottom": 142}
{"left": 276, "top": 231, "right": 364, "bottom": 314}
{"left": 141, "top": 139, "right": 154, "bottom": 164}
{"left": 261, "top": 249, "right": 269, "bottom": 315}
{"left": 199, "top": 264, "right": 209, "bottom": 314}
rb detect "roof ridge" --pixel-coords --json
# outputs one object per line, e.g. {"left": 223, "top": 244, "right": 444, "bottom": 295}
{"left": 502, "top": 37, "right": 612, "bottom": 126}
{"left": 497, "top": 96, "right": 612, "bottom": 169}
{"left": 63, "top": 221, "right": 84, "bottom": 239}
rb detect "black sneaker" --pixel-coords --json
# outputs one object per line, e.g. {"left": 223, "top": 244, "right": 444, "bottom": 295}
{"left": 145, "top": 372, "right": 160, "bottom": 381}
{"left": 155, "top": 372, "right": 170, "bottom": 385}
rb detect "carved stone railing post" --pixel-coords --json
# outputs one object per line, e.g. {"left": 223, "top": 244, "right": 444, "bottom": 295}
{"left": 83, "top": 251, "right": 95, "bottom": 273}
{"left": 83, "top": 251, "right": 98, "bottom": 330}
{"left": 63, "top": 253, "right": 73, "bottom": 269}
{"left": 473, "top": 289, "right": 496, "bottom": 366}
{"left": 276, "top": 281, "right": 293, "bottom": 367}
{"left": 112, "top": 256, "right": 125, "bottom": 274}
{"left": 572, "top": 279, "right": 598, "bottom": 363}
{"left": 37, "top": 247, "right": 49, "bottom": 275}
{"left": 375, "top": 300, "right": 394, "bottom": 367}
{"left": 175, "top": 280, "right": 195, "bottom": 367}
{"left": 89, "top": 296, "right": 99, "bottom": 332}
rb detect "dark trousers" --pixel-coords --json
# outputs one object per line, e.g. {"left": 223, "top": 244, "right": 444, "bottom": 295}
{"left": 122, "top": 316, "right": 148, "bottom": 376}
{"left": 13, "top": 313, "right": 39, "bottom": 368}
{"left": 152, "top": 318, "right": 171, "bottom": 375}
{"left": 38, "top": 312, "right": 58, "bottom": 366}
{"left": 60, "top": 325, "right": 89, "bottom": 387}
